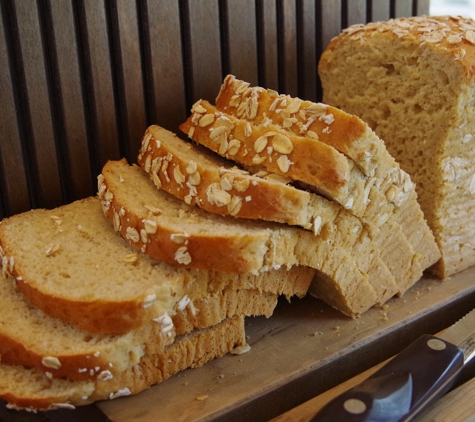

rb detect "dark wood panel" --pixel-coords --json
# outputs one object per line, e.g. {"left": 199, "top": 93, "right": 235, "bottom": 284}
{"left": 15, "top": 0, "right": 64, "bottom": 209}
{"left": 0, "top": 0, "right": 433, "bottom": 218}
{"left": 369, "top": 0, "right": 390, "bottom": 22}
{"left": 277, "top": 0, "right": 298, "bottom": 97}
{"left": 256, "top": 0, "right": 279, "bottom": 91}
{"left": 391, "top": 0, "right": 413, "bottom": 18}
{"left": 0, "top": 2, "right": 30, "bottom": 218}
{"left": 319, "top": 0, "right": 342, "bottom": 52}
{"left": 298, "top": 0, "right": 317, "bottom": 102}
{"left": 344, "top": 0, "right": 366, "bottom": 26}
{"left": 415, "top": 0, "right": 430, "bottom": 15}
{"left": 147, "top": 0, "right": 188, "bottom": 133}
{"left": 114, "top": 0, "right": 147, "bottom": 163}
{"left": 80, "top": 0, "right": 121, "bottom": 175}
{"left": 49, "top": 0, "right": 94, "bottom": 201}
{"left": 186, "top": 0, "right": 222, "bottom": 105}
{"left": 223, "top": 0, "right": 258, "bottom": 87}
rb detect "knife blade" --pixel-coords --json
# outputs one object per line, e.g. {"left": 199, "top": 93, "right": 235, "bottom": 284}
{"left": 309, "top": 308, "right": 475, "bottom": 422}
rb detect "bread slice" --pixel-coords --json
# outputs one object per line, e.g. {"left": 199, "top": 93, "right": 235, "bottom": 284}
{"left": 100, "top": 159, "right": 381, "bottom": 316}
{"left": 0, "top": 196, "right": 314, "bottom": 333}
{"left": 138, "top": 124, "right": 321, "bottom": 228}
{"left": 0, "top": 273, "right": 275, "bottom": 381}
{"left": 211, "top": 76, "right": 440, "bottom": 293}
{"left": 318, "top": 15, "right": 473, "bottom": 277}
{"left": 0, "top": 316, "right": 246, "bottom": 412}
{"left": 138, "top": 125, "right": 398, "bottom": 305}
{"left": 215, "top": 74, "right": 378, "bottom": 177}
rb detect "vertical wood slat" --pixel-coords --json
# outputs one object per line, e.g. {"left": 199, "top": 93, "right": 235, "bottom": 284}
{"left": 16, "top": 0, "right": 65, "bottom": 209}
{"left": 184, "top": 0, "right": 222, "bottom": 105}
{"left": 0, "top": 1, "right": 30, "bottom": 218}
{"left": 343, "top": 0, "right": 366, "bottom": 27}
{"left": 414, "top": 0, "right": 430, "bottom": 16}
{"left": 79, "top": 1, "right": 121, "bottom": 176}
{"left": 223, "top": 0, "right": 258, "bottom": 87}
{"left": 368, "top": 0, "right": 391, "bottom": 22}
{"left": 297, "top": 0, "right": 317, "bottom": 102}
{"left": 48, "top": 0, "right": 94, "bottom": 201}
{"left": 147, "top": 0, "right": 187, "bottom": 133}
{"left": 256, "top": 0, "right": 278, "bottom": 91}
{"left": 391, "top": 0, "right": 413, "bottom": 18}
{"left": 277, "top": 0, "right": 298, "bottom": 97}
{"left": 113, "top": 0, "right": 147, "bottom": 163}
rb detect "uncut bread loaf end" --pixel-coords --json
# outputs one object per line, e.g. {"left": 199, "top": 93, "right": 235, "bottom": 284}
{"left": 319, "top": 15, "right": 475, "bottom": 278}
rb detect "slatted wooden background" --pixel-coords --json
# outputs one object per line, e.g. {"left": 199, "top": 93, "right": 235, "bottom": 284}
{"left": 0, "top": 0, "right": 429, "bottom": 221}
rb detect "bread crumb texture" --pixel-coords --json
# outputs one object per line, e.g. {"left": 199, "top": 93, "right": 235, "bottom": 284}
{"left": 319, "top": 15, "right": 475, "bottom": 277}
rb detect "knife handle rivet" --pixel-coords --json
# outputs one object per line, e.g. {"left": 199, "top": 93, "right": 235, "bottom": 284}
{"left": 427, "top": 338, "right": 446, "bottom": 351}
{"left": 343, "top": 398, "right": 366, "bottom": 414}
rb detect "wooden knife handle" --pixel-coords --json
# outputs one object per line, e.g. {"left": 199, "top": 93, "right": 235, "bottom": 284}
{"left": 309, "top": 335, "right": 464, "bottom": 422}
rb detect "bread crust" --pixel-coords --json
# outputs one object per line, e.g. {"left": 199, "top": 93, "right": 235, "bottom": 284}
{"left": 0, "top": 272, "right": 275, "bottom": 381}
{"left": 213, "top": 75, "right": 440, "bottom": 294}
{"left": 179, "top": 100, "right": 350, "bottom": 199}
{"left": 320, "top": 16, "right": 475, "bottom": 85}
{"left": 138, "top": 125, "right": 314, "bottom": 227}
{"left": 0, "top": 316, "right": 246, "bottom": 412}
{"left": 216, "top": 74, "right": 373, "bottom": 175}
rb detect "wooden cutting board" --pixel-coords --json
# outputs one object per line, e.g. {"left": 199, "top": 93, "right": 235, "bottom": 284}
{"left": 97, "top": 266, "right": 475, "bottom": 422}
{"left": 2, "top": 266, "right": 475, "bottom": 422}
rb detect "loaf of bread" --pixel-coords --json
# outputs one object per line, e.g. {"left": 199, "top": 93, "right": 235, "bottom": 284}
{"left": 138, "top": 125, "right": 398, "bottom": 306}
{"left": 0, "top": 316, "right": 246, "bottom": 412}
{"left": 0, "top": 196, "right": 314, "bottom": 333}
{"left": 101, "top": 158, "right": 379, "bottom": 316}
{"left": 184, "top": 76, "right": 440, "bottom": 297}
{"left": 318, "top": 15, "right": 475, "bottom": 278}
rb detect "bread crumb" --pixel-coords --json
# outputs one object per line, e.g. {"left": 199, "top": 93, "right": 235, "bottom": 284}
{"left": 196, "top": 395, "right": 209, "bottom": 401}
{"left": 230, "top": 343, "right": 251, "bottom": 355}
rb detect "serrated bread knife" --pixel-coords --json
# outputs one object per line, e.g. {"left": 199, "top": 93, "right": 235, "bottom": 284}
{"left": 310, "top": 308, "right": 475, "bottom": 422}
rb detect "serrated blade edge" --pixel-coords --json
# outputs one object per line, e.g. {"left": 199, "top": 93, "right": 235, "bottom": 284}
{"left": 440, "top": 308, "right": 475, "bottom": 363}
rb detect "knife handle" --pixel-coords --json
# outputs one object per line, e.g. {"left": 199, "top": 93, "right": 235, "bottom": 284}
{"left": 310, "top": 334, "right": 464, "bottom": 422}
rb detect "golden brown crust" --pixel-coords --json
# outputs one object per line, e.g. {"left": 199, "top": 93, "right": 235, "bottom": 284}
{"left": 179, "top": 100, "right": 351, "bottom": 198}
{"left": 322, "top": 16, "right": 475, "bottom": 84}
{"left": 138, "top": 125, "right": 314, "bottom": 227}
{"left": 0, "top": 316, "right": 246, "bottom": 411}
{"left": 0, "top": 287, "right": 272, "bottom": 381}
{"left": 215, "top": 74, "right": 373, "bottom": 175}
{"left": 14, "top": 276, "right": 154, "bottom": 333}
{"left": 0, "top": 332, "right": 123, "bottom": 382}
{"left": 100, "top": 159, "right": 271, "bottom": 274}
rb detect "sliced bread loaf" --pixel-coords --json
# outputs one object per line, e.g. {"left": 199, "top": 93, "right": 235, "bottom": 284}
{"left": 211, "top": 76, "right": 440, "bottom": 293}
{"left": 137, "top": 125, "right": 399, "bottom": 305}
{"left": 100, "top": 159, "right": 382, "bottom": 316}
{"left": 0, "top": 196, "right": 314, "bottom": 333}
{"left": 0, "top": 273, "right": 275, "bottom": 381}
{"left": 318, "top": 15, "right": 474, "bottom": 277}
{"left": 180, "top": 99, "right": 421, "bottom": 293}
{"left": 0, "top": 316, "right": 246, "bottom": 412}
